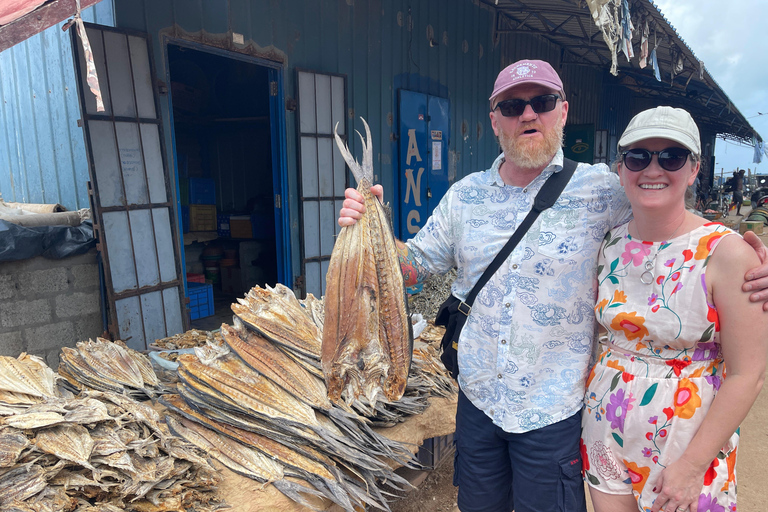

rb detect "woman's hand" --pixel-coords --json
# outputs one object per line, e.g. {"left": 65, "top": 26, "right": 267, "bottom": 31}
{"left": 338, "top": 185, "right": 384, "bottom": 227}
{"left": 650, "top": 457, "right": 704, "bottom": 512}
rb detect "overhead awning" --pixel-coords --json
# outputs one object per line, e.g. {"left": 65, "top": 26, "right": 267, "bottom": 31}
{"left": 0, "top": 0, "right": 103, "bottom": 53}
{"left": 480, "top": 0, "right": 760, "bottom": 145}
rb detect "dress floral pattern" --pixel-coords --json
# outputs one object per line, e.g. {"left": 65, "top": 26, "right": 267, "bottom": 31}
{"left": 581, "top": 222, "right": 739, "bottom": 511}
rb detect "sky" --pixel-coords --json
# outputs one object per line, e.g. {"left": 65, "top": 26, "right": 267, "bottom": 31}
{"left": 653, "top": 0, "right": 767, "bottom": 179}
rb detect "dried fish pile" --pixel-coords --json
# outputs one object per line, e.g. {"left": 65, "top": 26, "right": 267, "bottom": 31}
{"left": 58, "top": 338, "right": 162, "bottom": 399}
{"left": 0, "top": 354, "right": 62, "bottom": 414}
{"left": 322, "top": 119, "right": 413, "bottom": 406}
{"left": 408, "top": 269, "right": 457, "bottom": 321}
{"left": 0, "top": 388, "right": 224, "bottom": 511}
{"left": 151, "top": 330, "right": 223, "bottom": 350}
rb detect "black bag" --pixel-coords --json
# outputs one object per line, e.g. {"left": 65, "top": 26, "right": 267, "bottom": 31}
{"left": 435, "top": 295, "right": 469, "bottom": 379}
{"left": 434, "top": 158, "right": 578, "bottom": 379}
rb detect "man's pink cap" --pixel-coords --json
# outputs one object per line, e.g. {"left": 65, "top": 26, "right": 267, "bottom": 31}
{"left": 489, "top": 59, "right": 565, "bottom": 103}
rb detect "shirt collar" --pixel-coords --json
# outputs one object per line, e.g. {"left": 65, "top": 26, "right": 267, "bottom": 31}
{"left": 488, "top": 148, "right": 565, "bottom": 187}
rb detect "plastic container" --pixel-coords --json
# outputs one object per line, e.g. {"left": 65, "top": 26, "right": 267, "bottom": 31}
{"left": 187, "top": 282, "right": 214, "bottom": 320}
{"left": 217, "top": 214, "right": 231, "bottom": 237}
{"left": 204, "top": 265, "right": 220, "bottom": 284}
{"left": 219, "top": 258, "right": 237, "bottom": 267}
{"left": 186, "top": 272, "right": 205, "bottom": 284}
{"left": 230, "top": 215, "right": 253, "bottom": 238}
{"left": 189, "top": 178, "right": 216, "bottom": 204}
{"left": 189, "top": 205, "right": 217, "bottom": 231}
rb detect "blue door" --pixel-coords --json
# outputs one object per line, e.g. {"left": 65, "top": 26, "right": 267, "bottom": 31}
{"left": 397, "top": 90, "right": 450, "bottom": 239}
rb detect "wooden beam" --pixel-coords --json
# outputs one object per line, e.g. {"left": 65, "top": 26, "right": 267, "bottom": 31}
{"left": 0, "top": 0, "right": 103, "bottom": 53}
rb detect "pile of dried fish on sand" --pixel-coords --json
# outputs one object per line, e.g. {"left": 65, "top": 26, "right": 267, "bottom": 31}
{"left": 322, "top": 118, "right": 413, "bottom": 406}
{"left": 0, "top": 354, "right": 224, "bottom": 512}
{"left": 162, "top": 282, "right": 455, "bottom": 511}
{"left": 59, "top": 338, "right": 164, "bottom": 399}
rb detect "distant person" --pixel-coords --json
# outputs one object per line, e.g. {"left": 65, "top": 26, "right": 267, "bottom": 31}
{"left": 582, "top": 107, "right": 768, "bottom": 512}
{"left": 733, "top": 169, "right": 746, "bottom": 216}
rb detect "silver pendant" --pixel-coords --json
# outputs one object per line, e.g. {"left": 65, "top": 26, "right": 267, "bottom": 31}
{"left": 641, "top": 270, "right": 654, "bottom": 285}
{"left": 644, "top": 261, "right": 654, "bottom": 271}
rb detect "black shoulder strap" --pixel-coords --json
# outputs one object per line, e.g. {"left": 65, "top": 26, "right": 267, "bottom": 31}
{"left": 456, "top": 158, "right": 579, "bottom": 315}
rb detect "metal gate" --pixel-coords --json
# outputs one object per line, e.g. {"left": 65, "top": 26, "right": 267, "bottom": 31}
{"left": 296, "top": 70, "right": 347, "bottom": 298}
{"left": 72, "top": 23, "right": 184, "bottom": 350}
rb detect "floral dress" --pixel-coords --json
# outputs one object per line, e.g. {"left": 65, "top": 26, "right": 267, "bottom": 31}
{"left": 581, "top": 222, "right": 739, "bottom": 512}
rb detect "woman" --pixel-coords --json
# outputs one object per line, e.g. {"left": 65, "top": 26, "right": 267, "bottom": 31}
{"left": 582, "top": 106, "right": 768, "bottom": 512}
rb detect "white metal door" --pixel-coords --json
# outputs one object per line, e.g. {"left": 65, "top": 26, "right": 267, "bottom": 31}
{"left": 72, "top": 23, "right": 184, "bottom": 349}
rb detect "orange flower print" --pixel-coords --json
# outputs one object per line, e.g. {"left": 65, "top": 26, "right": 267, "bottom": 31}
{"left": 586, "top": 364, "right": 598, "bottom": 389}
{"left": 694, "top": 230, "right": 727, "bottom": 260}
{"left": 595, "top": 298, "right": 609, "bottom": 315}
{"left": 611, "top": 312, "right": 650, "bottom": 341}
{"left": 623, "top": 460, "right": 651, "bottom": 494}
{"left": 674, "top": 378, "right": 702, "bottom": 419}
{"left": 613, "top": 290, "right": 627, "bottom": 304}
{"left": 722, "top": 447, "right": 737, "bottom": 492}
{"left": 607, "top": 359, "right": 634, "bottom": 382}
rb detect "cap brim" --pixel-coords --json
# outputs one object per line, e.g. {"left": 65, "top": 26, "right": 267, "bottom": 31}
{"left": 618, "top": 127, "right": 700, "bottom": 155}
{"left": 489, "top": 81, "right": 563, "bottom": 102}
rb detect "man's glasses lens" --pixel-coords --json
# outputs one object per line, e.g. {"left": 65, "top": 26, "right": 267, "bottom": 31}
{"left": 622, "top": 147, "right": 691, "bottom": 172}
{"left": 495, "top": 94, "right": 560, "bottom": 117}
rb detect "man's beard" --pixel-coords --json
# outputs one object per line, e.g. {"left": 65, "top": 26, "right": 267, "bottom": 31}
{"left": 498, "top": 118, "right": 565, "bottom": 170}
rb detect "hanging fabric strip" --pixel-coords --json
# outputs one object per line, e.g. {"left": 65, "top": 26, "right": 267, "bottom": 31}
{"left": 72, "top": 0, "right": 105, "bottom": 112}
{"left": 699, "top": 59, "right": 705, "bottom": 80}
{"left": 620, "top": 0, "right": 634, "bottom": 61}
{"left": 753, "top": 137, "right": 764, "bottom": 164}
{"left": 638, "top": 17, "right": 649, "bottom": 68}
{"left": 650, "top": 31, "right": 661, "bottom": 81}
{"left": 586, "top": 0, "right": 621, "bottom": 76}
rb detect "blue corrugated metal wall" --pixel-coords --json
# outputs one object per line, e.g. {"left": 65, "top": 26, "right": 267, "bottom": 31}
{"left": 0, "top": 2, "right": 116, "bottom": 210}
{"left": 110, "top": 0, "right": 507, "bottom": 283}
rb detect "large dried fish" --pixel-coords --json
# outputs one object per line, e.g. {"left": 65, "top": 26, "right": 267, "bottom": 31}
{"left": 0, "top": 432, "right": 30, "bottom": 467}
{"left": 0, "top": 464, "right": 48, "bottom": 505}
{"left": 232, "top": 284, "right": 323, "bottom": 359}
{"left": 77, "top": 339, "right": 145, "bottom": 390}
{"left": 223, "top": 321, "right": 332, "bottom": 411}
{"left": 323, "top": 118, "right": 413, "bottom": 404}
{"left": 34, "top": 424, "right": 96, "bottom": 471}
{"left": 0, "top": 354, "right": 59, "bottom": 399}
{"left": 115, "top": 340, "right": 159, "bottom": 388}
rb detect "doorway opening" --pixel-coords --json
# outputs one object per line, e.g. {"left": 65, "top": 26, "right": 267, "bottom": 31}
{"left": 168, "top": 43, "right": 278, "bottom": 330}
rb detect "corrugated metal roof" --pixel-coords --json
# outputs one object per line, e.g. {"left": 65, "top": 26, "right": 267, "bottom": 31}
{"left": 478, "top": 0, "right": 759, "bottom": 144}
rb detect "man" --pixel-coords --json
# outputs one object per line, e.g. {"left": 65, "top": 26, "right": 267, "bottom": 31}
{"left": 734, "top": 168, "right": 746, "bottom": 216}
{"left": 338, "top": 60, "right": 768, "bottom": 512}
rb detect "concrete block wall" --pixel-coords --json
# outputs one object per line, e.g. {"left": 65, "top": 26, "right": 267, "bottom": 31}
{"left": 0, "top": 248, "right": 104, "bottom": 369}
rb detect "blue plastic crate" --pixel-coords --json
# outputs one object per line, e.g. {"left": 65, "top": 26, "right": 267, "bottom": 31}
{"left": 187, "top": 282, "right": 214, "bottom": 320}
{"left": 189, "top": 177, "right": 216, "bottom": 204}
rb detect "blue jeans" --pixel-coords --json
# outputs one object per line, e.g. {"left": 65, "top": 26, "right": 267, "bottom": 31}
{"left": 454, "top": 390, "right": 586, "bottom": 512}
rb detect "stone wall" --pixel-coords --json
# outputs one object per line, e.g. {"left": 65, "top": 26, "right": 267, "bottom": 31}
{"left": 0, "top": 248, "right": 104, "bottom": 369}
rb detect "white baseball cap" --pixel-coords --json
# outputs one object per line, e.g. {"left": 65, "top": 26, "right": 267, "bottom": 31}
{"left": 618, "top": 106, "right": 701, "bottom": 155}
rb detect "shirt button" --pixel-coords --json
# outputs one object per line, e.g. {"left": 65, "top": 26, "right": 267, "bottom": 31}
{"left": 523, "top": 188, "right": 528, "bottom": 193}
{"left": 497, "top": 374, "right": 503, "bottom": 379}
{"left": 501, "top": 339, "right": 507, "bottom": 344}
{"left": 512, "top": 264, "right": 518, "bottom": 269}
{"left": 505, "top": 302, "right": 511, "bottom": 307}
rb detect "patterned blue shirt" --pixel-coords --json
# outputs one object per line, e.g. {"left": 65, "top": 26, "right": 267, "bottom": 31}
{"left": 407, "top": 150, "right": 632, "bottom": 433}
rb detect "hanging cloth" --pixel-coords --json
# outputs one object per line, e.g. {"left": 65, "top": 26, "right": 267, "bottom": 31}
{"left": 754, "top": 137, "right": 764, "bottom": 164}
{"left": 650, "top": 30, "right": 661, "bottom": 81}
{"left": 638, "top": 16, "right": 649, "bottom": 68}
{"left": 586, "top": 0, "right": 621, "bottom": 76}
{"left": 63, "top": 0, "right": 105, "bottom": 112}
{"left": 620, "top": 0, "right": 634, "bottom": 61}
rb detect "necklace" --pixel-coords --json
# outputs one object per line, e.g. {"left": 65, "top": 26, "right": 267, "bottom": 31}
{"left": 635, "top": 219, "right": 685, "bottom": 285}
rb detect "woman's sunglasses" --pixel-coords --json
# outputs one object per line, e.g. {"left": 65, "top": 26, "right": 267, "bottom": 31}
{"left": 621, "top": 147, "right": 691, "bottom": 172}
{"left": 493, "top": 94, "right": 561, "bottom": 117}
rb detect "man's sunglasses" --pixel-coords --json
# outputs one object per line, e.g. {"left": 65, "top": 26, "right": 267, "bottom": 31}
{"left": 493, "top": 94, "right": 561, "bottom": 117}
{"left": 621, "top": 147, "right": 691, "bottom": 172}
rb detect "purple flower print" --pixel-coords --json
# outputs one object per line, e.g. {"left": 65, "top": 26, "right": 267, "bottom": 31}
{"left": 648, "top": 293, "right": 658, "bottom": 306}
{"left": 670, "top": 282, "right": 683, "bottom": 295}
{"left": 664, "top": 258, "right": 676, "bottom": 267}
{"left": 728, "top": 503, "right": 736, "bottom": 512}
{"left": 648, "top": 416, "right": 658, "bottom": 425}
{"left": 693, "top": 341, "right": 719, "bottom": 361}
{"left": 622, "top": 241, "right": 651, "bottom": 267}
{"left": 605, "top": 388, "right": 635, "bottom": 433}
{"left": 642, "top": 447, "right": 652, "bottom": 458}
{"left": 698, "top": 493, "right": 726, "bottom": 512}
{"left": 705, "top": 375, "right": 723, "bottom": 391}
